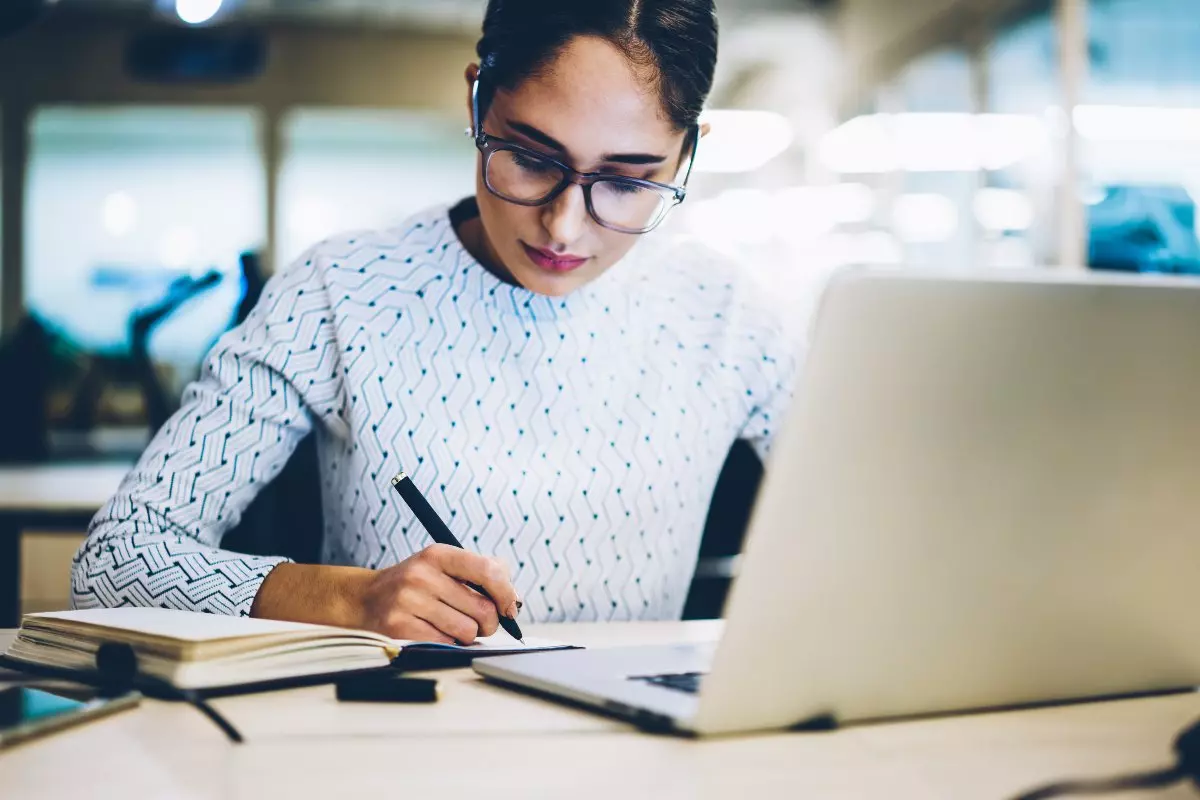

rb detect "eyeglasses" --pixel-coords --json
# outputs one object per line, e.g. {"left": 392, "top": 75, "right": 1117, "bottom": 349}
{"left": 469, "top": 79, "right": 699, "bottom": 235}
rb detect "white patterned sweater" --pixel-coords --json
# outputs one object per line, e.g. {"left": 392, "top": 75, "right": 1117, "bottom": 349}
{"left": 71, "top": 203, "right": 798, "bottom": 622}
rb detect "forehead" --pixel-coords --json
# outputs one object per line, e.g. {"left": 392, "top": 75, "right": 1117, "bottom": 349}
{"left": 489, "top": 36, "right": 680, "bottom": 153}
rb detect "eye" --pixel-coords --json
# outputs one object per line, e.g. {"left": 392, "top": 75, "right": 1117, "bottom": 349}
{"left": 603, "top": 180, "right": 646, "bottom": 197}
{"left": 510, "top": 150, "right": 557, "bottom": 175}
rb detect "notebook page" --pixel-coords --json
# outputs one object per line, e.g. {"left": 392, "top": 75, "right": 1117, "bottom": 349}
{"left": 26, "top": 608, "right": 383, "bottom": 644}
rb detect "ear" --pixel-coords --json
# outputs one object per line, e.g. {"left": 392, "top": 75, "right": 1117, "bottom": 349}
{"left": 465, "top": 63, "right": 481, "bottom": 133}
{"left": 699, "top": 121, "right": 712, "bottom": 139}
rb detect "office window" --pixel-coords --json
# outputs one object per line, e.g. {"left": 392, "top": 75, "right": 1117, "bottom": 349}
{"left": 893, "top": 49, "right": 978, "bottom": 271}
{"left": 21, "top": 107, "right": 264, "bottom": 441}
{"left": 1083, "top": 0, "right": 1200, "bottom": 273}
{"left": 984, "top": 7, "right": 1061, "bottom": 268}
{"left": 25, "top": 107, "right": 265, "bottom": 380}
{"left": 277, "top": 109, "right": 476, "bottom": 270}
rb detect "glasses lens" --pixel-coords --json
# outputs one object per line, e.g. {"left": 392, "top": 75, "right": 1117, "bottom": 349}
{"left": 486, "top": 148, "right": 565, "bottom": 203}
{"left": 590, "top": 179, "right": 671, "bottom": 233}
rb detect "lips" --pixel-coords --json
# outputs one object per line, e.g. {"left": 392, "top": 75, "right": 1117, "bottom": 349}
{"left": 521, "top": 242, "right": 589, "bottom": 273}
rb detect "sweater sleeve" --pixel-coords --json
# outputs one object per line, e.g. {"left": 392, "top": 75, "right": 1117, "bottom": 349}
{"left": 738, "top": 314, "right": 800, "bottom": 464}
{"left": 728, "top": 270, "right": 803, "bottom": 465}
{"left": 71, "top": 249, "right": 344, "bottom": 617}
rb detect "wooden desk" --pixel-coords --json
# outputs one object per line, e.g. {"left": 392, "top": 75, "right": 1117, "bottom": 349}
{"left": 0, "top": 462, "right": 130, "bottom": 626}
{"left": 2, "top": 622, "right": 1199, "bottom": 799}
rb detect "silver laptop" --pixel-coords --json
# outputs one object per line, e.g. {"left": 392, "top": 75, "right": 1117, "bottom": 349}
{"left": 474, "top": 269, "right": 1200, "bottom": 736}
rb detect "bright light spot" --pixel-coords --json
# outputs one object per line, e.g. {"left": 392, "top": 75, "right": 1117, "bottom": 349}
{"left": 819, "top": 115, "right": 896, "bottom": 174}
{"left": 159, "top": 226, "right": 200, "bottom": 268}
{"left": 826, "top": 183, "right": 876, "bottom": 224}
{"left": 853, "top": 231, "right": 903, "bottom": 265}
{"left": 289, "top": 197, "right": 341, "bottom": 242}
{"left": 975, "top": 115, "right": 1048, "bottom": 170}
{"left": 819, "top": 113, "right": 1047, "bottom": 174}
{"left": 775, "top": 187, "right": 838, "bottom": 244}
{"left": 695, "top": 110, "right": 794, "bottom": 173}
{"left": 102, "top": 191, "right": 138, "bottom": 238}
{"left": 820, "top": 231, "right": 902, "bottom": 266}
{"left": 892, "top": 193, "right": 959, "bottom": 243}
{"left": 974, "top": 189, "right": 1034, "bottom": 232}
{"left": 175, "top": 0, "right": 223, "bottom": 25}
{"left": 1074, "top": 105, "right": 1200, "bottom": 142}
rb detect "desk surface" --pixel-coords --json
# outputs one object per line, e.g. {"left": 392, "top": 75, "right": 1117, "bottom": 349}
{"left": 0, "top": 462, "right": 130, "bottom": 515}
{"left": 2, "top": 621, "right": 1199, "bottom": 800}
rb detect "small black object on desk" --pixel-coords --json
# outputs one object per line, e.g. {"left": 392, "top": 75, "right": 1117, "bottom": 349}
{"left": 336, "top": 673, "right": 439, "bottom": 704}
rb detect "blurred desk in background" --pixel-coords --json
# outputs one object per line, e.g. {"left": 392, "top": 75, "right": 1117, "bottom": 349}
{"left": 0, "top": 461, "right": 130, "bottom": 626}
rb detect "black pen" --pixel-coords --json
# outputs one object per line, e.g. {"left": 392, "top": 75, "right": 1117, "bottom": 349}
{"left": 390, "top": 472, "right": 524, "bottom": 642}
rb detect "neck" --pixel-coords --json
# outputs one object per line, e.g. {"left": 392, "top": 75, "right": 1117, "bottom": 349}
{"left": 450, "top": 197, "right": 523, "bottom": 289}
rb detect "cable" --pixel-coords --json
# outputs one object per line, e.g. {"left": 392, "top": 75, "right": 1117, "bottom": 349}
{"left": 95, "top": 643, "right": 243, "bottom": 744}
{"left": 1011, "top": 717, "right": 1200, "bottom": 799}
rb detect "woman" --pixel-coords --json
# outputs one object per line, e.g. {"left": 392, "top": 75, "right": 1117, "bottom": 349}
{"left": 71, "top": 0, "right": 796, "bottom": 644}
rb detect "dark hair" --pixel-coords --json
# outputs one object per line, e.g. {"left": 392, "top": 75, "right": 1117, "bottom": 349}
{"left": 476, "top": 0, "right": 718, "bottom": 131}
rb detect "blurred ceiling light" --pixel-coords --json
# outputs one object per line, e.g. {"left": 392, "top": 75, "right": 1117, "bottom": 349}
{"left": 1074, "top": 105, "right": 1200, "bottom": 142}
{"left": 819, "top": 114, "right": 1046, "bottom": 174}
{"left": 159, "top": 226, "right": 200, "bottom": 269}
{"left": 775, "top": 187, "right": 837, "bottom": 243}
{"left": 973, "top": 188, "right": 1034, "bottom": 232}
{"left": 818, "top": 115, "right": 895, "bottom": 174}
{"left": 892, "top": 193, "right": 959, "bottom": 244}
{"left": 774, "top": 183, "right": 876, "bottom": 243}
{"left": 826, "top": 183, "right": 876, "bottom": 224}
{"left": 102, "top": 191, "right": 139, "bottom": 238}
{"left": 175, "top": 0, "right": 223, "bottom": 25}
{"left": 694, "top": 110, "right": 794, "bottom": 173}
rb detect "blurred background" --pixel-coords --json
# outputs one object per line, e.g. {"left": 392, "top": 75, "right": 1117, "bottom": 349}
{"left": 0, "top": 0, "right": 1196, "bottom": 621}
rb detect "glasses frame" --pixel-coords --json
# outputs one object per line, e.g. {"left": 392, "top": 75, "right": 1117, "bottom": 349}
{"left": 469, "top": 77, "right": 699, "bottom": 235}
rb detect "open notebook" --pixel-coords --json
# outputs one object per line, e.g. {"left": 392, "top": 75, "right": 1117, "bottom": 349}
{"left": 3, "top": 608, "right": 572, "bottom": 690}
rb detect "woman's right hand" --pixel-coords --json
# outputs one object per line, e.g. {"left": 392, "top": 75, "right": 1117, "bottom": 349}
{"left": 251, "top": 546, "right": 520, "bottom": 644}
{"left": 356, "top": 544, "right": 520, "bottom": 644}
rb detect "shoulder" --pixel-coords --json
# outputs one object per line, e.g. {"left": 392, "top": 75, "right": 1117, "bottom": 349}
{"left": 246, "top": 206, "right": 455, "bottom": 329}
{"left": 296, "top": 205, "right": 454, "bottom": 275}
{"left": 633, "top": 232, "right": 791, "bottom": 342}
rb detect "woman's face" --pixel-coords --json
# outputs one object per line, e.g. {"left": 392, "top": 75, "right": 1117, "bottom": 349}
{"left": 466, "top": 36, "right": 693, "bottom": 297}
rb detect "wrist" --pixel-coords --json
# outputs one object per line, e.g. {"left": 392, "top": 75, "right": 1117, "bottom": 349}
{"left": 250, "top": 563, "right": 376, "bottom": 630}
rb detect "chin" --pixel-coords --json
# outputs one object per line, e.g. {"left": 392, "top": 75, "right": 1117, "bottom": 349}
{"left": 515, "top": 269, "right": 589, "bottom": 298}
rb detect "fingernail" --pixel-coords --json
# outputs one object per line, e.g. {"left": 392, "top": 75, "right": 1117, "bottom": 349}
{"left": 506, "top": 602, "right": 519, "bottom": 619}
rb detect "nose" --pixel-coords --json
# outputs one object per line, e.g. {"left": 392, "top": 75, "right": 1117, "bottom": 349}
{"left": 540, "top": 183, "right": 588, "bottom": 252}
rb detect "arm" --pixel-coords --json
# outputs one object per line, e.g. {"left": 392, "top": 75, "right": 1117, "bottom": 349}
{"left": 73, "top": 243, "right": 521, "bottom": 640}
{"left": 72, "top": 250, "right": 342, "bottom": 617}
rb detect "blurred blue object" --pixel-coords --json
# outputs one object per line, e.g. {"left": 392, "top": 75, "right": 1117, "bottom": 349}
{"left": 1088, "top": 185, "right": 1200, "bottom": 274}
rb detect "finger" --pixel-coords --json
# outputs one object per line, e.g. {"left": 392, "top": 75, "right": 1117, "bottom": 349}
{"left": 391, "top": 615, "right": 456, "bottom": 645}
{"left": 427, "top": 545, "right": 520, "bottom": 618}
{"left": 431, "top": 573, "right": 500, "bottom": 637}
{"left": 418, "top": 600, "right": 483, "bottom": 645}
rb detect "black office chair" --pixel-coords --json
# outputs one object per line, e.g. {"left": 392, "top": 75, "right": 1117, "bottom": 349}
{"left": 681, "top": 440, "right": 763, "bottom": 620}
{"left": 0, "top": 315, "right": 53, "bottom": 463}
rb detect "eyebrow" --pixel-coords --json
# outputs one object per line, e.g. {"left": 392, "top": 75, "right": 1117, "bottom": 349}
{"left": 508, "top": 120, "right": 668, "bottom": 166}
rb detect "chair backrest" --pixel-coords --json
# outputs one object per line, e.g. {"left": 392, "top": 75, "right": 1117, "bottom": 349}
{"left": 681, "top": 439, "right": 762, "bottom": 619}
{"left": 220, "top": 432, "right": 325, "bottom": 563}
